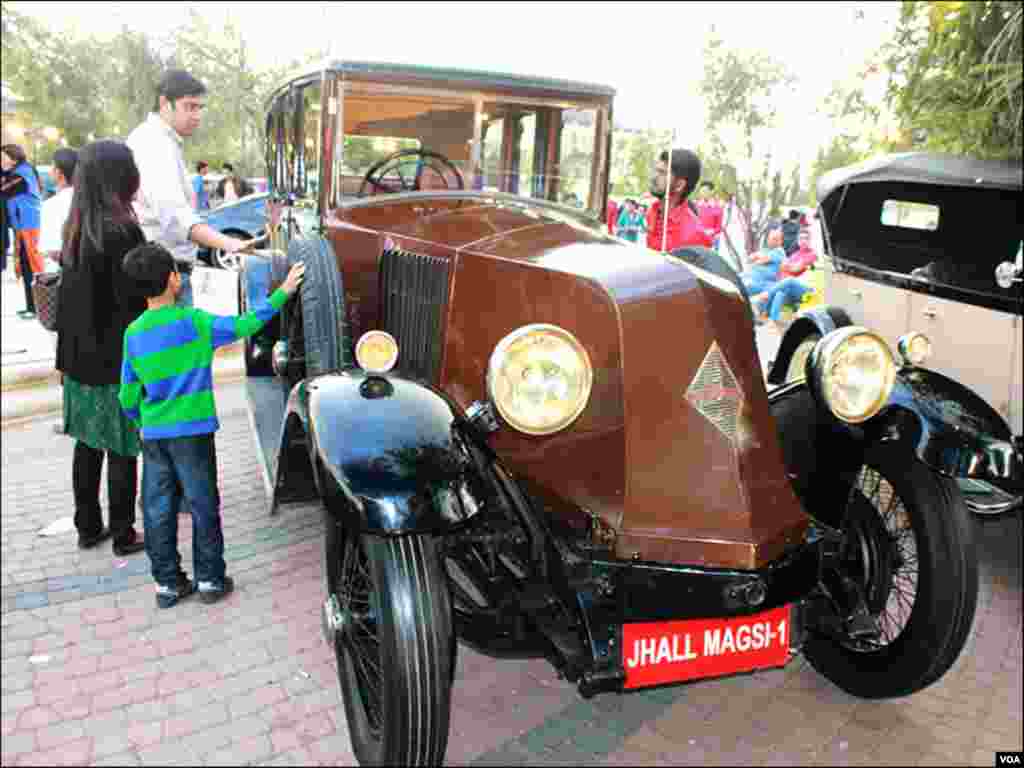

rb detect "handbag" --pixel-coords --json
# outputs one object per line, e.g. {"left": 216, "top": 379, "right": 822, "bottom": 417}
{"left": 32, "top": 270, "right": 61, "bottom": 332}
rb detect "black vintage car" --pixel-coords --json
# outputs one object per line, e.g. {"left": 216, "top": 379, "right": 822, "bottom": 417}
{"left": 240, "top": 64, "right": 982, "bottom": 765}
{"left": 770, "top": 153, "right": 1023, "bottom": 515}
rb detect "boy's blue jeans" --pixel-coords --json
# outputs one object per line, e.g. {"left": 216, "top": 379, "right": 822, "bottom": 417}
{"left": 141, "top": 434, "right": 225, "bottom": 590}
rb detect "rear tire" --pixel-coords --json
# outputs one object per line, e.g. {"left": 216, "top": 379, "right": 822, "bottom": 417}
{"left": 329, "top": 528, "right": 453, "bottom": 766}
{"left": 805, "top": 442, "right": 978, "bottom": 698}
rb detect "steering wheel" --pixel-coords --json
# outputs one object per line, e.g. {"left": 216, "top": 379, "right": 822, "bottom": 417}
{"left": 358, "top": 148, "right": 465, "bottom": 197}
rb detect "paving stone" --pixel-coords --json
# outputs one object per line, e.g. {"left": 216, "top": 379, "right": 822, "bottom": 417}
{"left": 305, "top": 729, "right": 357, "bottom": 766}
{"left": 92, "top": 751, "right": 142, "bottom": 767}
{"left": 203, "top": 733, "right": 273, "bottom": 766}
{"left": 257, "top": 746, "right": 316, "bottom": 767}
{"left": 35, "top": 719, "right": 88, "bottom": 751}
{"left": 137, "top": 741, "right": 201, "bottom": 767}
{"left": 0, "top": 729, "right": 36, "bottom": 759}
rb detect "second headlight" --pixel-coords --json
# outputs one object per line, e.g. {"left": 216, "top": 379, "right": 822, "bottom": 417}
{"left": 815, "top": 327, "right": 897, "bottom": 424}
{"left": 486, "top": 324, "right": 593, "bottom": 435}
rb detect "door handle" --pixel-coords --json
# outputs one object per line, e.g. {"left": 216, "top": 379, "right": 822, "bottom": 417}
{"left": 922, "top": 308, "right": 937, "bottom": 319}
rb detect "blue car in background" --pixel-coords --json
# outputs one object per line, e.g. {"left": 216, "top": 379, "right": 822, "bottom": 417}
{"left": 197, "top": 192, "right": 269, "bottom": 270}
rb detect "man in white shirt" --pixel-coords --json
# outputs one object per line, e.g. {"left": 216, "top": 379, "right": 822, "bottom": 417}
{"left": 39, "top": 148, "right": 78, "bottom": 265}
{"left": 126, "top": 69, "right": 249, "bottom": 306}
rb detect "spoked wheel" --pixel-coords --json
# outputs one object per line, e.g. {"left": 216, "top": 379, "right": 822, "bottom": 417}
{"left": 805, "top": 442, "right": 978, "bottom": 698}
{"left": 325, "top": 520, "right": 453, "bottom": 766}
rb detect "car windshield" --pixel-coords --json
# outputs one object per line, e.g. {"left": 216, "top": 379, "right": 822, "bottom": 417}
{"left": 338, "top": 81, "right": 605, "bottom": 214}
{"left": 266, "top": 70, "right": 609, "bottom": 217}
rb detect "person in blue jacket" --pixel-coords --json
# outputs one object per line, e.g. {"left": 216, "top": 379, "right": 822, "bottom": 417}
{"left": 1, "top": 144, "right": 44, "bottom": 318}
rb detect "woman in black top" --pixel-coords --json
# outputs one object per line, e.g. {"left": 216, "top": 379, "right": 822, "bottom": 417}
{"left": 56, "top": 141, "right": 149, "bottom": 555}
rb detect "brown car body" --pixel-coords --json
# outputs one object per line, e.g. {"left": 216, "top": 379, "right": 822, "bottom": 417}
{"left": 312, "top": 200, "right": 805, "bottom": 569}
{"left": 257, "top": 61, "right": 808, "bottom": 570}
{"left": 250, "top": 63, "right": 980, "bottom": 764}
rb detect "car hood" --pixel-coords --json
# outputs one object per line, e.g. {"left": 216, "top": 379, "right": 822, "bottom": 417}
{"left": 365, "top": 197, "right": 808, "bottom": 569}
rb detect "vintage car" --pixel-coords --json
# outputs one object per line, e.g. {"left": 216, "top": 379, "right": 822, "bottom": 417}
{"left": 240, "top": 61, "right": 979, "bottom": 765}
{"left": 769, "top": 154, "right": 1023, "bottom": 515}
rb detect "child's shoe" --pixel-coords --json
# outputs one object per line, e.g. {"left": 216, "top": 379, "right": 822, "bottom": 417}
{"left": 155, "top": 572, "right": 195, "bottom": 609}
{"left": 198, "top": 575, "right": 235, "bottom": 605}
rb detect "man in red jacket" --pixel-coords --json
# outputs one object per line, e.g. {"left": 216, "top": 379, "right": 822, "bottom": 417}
{"left": 646, "top": 149, "right": 713, "bottom": 253}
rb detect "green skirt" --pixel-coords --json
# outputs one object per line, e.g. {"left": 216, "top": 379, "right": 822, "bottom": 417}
{"left": 63, "top": 377, "right": 141, "bottom": 458}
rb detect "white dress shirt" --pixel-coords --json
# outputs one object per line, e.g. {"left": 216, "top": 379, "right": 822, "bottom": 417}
{"left": 126, "top": 113, "right": 201, "bottom": 263}
{"left": 40, "top": 186, "right": 73, "bottom": 256}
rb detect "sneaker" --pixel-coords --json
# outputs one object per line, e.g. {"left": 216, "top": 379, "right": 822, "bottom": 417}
{"left": 155, "top": 572, "right": 195, "bottom": 609}
{"left": 198, "top": 575, "right": 234, "bottom": 605}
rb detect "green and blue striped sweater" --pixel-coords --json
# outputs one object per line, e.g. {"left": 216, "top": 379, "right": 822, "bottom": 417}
{"left": 119, "top": 289, "right": 288, "bottom": 440}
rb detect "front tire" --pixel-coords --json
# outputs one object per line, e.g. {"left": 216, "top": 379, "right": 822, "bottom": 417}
{"left": 328, "top": 525, "right": 453, "bottom": 766}
{"left": 805, "top": 442, "right": 978, "bottom": 698}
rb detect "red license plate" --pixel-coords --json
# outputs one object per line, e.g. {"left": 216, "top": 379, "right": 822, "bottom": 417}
{"left": 622, "top": 604, "right": 792, "bottom": 690}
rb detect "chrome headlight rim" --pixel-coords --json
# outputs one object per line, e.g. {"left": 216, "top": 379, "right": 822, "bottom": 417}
{"left": 486, "top": 323, "right": 593, "bottom": 436}
{"left": 813, "top": 326, "right": 897, "bottom": 425}
{"left": 354, "top": 330, "right": 399, "bottom": 374}
{"left": 897, "top": 332, "right": 933, "bottom": 368}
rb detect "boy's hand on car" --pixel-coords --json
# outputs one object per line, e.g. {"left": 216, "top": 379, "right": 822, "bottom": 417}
{"left": 282, "top": 262, "right": 306, "bottom": 295}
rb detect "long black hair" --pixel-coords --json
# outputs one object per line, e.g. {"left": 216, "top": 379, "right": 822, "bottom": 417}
{"left": 62, "top": 140, "right": 140, "bottom": 267}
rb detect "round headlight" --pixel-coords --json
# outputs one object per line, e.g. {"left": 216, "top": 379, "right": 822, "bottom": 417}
{"left": 816, "top": 328, "right": 897, "bottom": 424}
{"left": 486, "top": 324, "right": 593, "bottom": 435}
{"left": 897, "top": 332, "right": 932, "bottom": 367}
{"left": 355, "top": 331, "right": 399, "bottom": 374}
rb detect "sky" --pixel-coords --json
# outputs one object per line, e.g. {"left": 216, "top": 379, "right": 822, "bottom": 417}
{"left": 10, "top": 0, "right": 898, "bottom": 173}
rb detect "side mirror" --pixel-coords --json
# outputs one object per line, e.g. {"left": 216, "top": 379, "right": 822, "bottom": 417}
{"left": 995, "top": 262, "right": 1022, "bottom": 290}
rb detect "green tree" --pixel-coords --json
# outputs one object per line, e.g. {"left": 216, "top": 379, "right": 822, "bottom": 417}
{"left": 699, "top": 32, "right": 799, "bottom": 256}
{"left": 808, "top": 136, "right": 866, "bottom": 204}
{"left": 883, "top": 0, "right": 1022, "bottom": 159}
{"left": 1, "top": 5, "right": 113, "bottom": 150}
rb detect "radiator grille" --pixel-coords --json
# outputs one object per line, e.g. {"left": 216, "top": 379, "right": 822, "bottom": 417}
{"left": 685, "top": 343, "right": 742, "bottom": 442}
{"left": 379, "top": 249, "right": 450, "bottom": 382}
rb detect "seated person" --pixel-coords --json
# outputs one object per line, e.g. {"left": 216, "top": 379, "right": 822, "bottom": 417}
{"left": 741, "top": 226, "right": 786, "bottom": 297}
{"left": 752, "top": 229, "right": 818, "bottom": 332}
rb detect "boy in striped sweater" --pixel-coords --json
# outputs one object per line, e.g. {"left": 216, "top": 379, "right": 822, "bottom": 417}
{"left": 120, "top": 243, "right": 304, "bottom": 608}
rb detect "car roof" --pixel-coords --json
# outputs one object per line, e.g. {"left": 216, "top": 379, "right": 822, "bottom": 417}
{"left": 817, "top": 152, "right": 1023, "bottom": 203}
{"left": 267, "top": 59, "right": 616, "bottom": 109}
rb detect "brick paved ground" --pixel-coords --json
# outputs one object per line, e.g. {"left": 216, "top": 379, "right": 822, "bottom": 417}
{"left": 2, "top": 380, "right": 1021, "bottom": 767}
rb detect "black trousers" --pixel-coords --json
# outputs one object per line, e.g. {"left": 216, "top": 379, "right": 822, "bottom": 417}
{"left": 17, "top": 236, "right": 35, "bottom": 313}
{"left": 73, "top": 441, "right": 138, "bottom": 544}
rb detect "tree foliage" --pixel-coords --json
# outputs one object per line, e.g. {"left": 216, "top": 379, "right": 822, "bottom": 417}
{"left": 1, "top": 3, "right": 319, "bottom": 173}
{"left": 698, "top": 32, "right": 799, "bottom": 255}
{"left": 884, "top": 0, "right": 1022, "bottom": 159}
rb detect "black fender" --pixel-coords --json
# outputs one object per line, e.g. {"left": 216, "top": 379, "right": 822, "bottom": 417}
{"left": 883, "top": 368, "right": 1023, "bottom": 495}
{"left": 770, "top": 372, "right": 1023, "bottom": 504}
{"left": 277, "top": 369, "right": 485, "bottom": 533}
{"left": 767, "top": 305, "right": 853, "bottom": 386}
